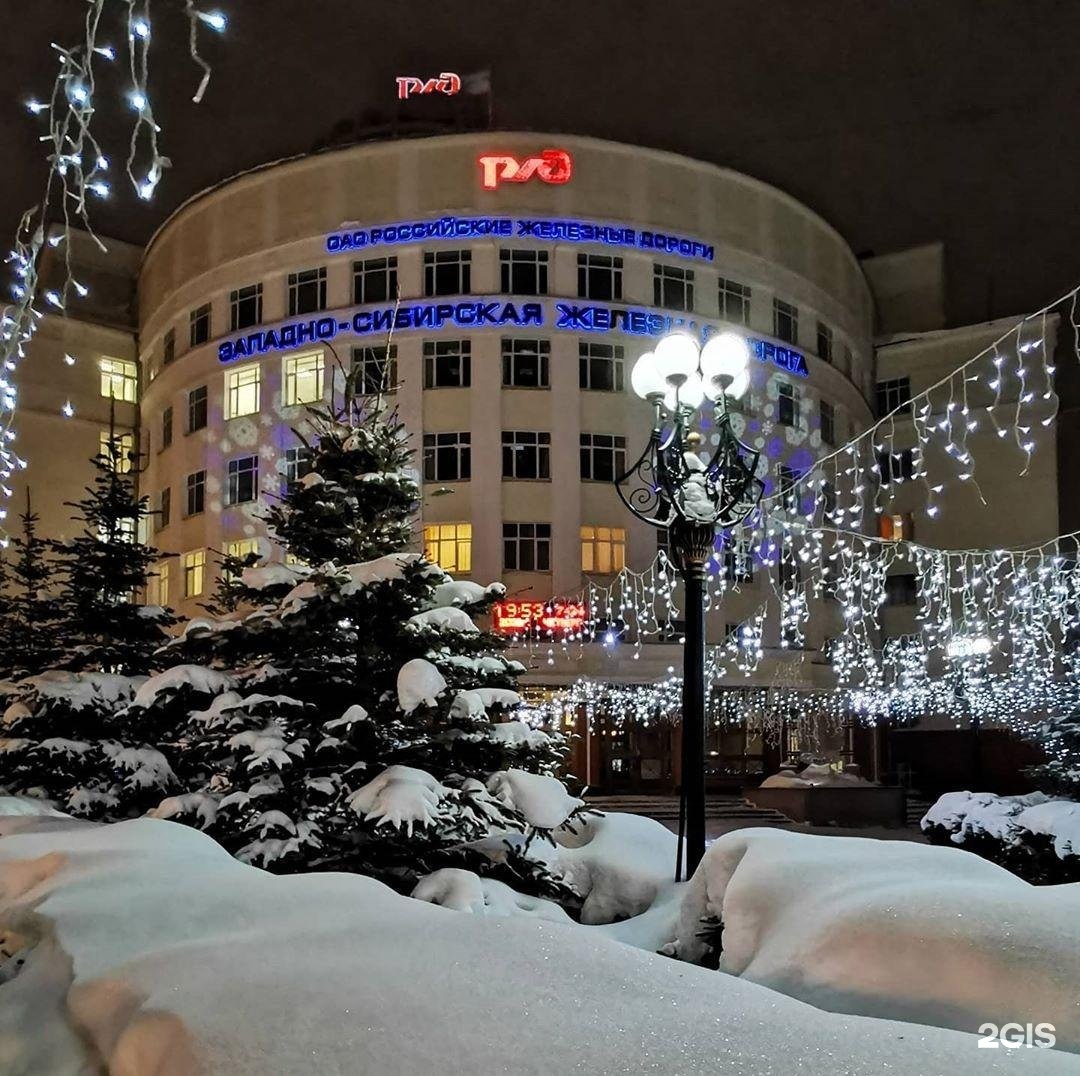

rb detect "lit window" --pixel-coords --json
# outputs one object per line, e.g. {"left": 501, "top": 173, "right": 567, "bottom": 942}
{"left": 225, "top": 364, "right": 261, "bottom": 418}
{"left": 579, "top": 341, "right": 624, "bottom": 391}
{"left": 719, "top": 278, "right": 751, "bottom": 325}
{"left": 99, "top": 430, "right": 135, "bottom": 473}
{"left": 283, "top": 352, "right": 323, "bottom": 406}
{"left": 502, "top": 339, "right": 549, "bottom": 388}
{"left": 423, "top": 340, "right": 470, "bottom": 388}
{"left": 879, "top": 513, "right": 914, "bottom": 541}
{"left": 353, "top": 257, "right": 397, "bottom": 304}
{"left": 100, "top": 358, "right": 138, "bottom": 402}
{"left": 149, "top": 561, "right": 170, "bottom": 607}
{"left": 423, "top": 523, "right": 472, "bottom": 574}
{"left": 499, "top": 249, "right": 549, "bottom": 296}
{"left": 423, "top": 433, "right": 471, "bottom": 482}
{"left": 778, "top": 383, "right": 801, "bottom": 427}
{"left": 580, "top": 525, "right": 626, "bottom": 574}
{"left": 577, "top": 254, "right": 622, "bottom": 301}
{"left": 502, "top": 431, "right": 551, "bottom": 480}
{"left": 189, "top": 303, "right": 211, "bottom": 347}
{"left": 423, "top": 250, "right": 471, "bottom": 296}
{"left": 580, "top": 433, "right": 627, "bottom": 481}
{"left": 503, "top": 523, "right": 551, "bottom": 572}
{"left": 226, "top": 455, "right": 259, "bottom": 505}
{"left": 287, "top": 267, "right": 327, "bottom": 316}
{"left": 773, "top": 299, "right": 798, "bottom": 345}
{"left": 183, "top": 550, "right": 206, "bottom": 597}
{"left": 229, "top": 284, "right": 262, "bottom": 331}
{"left": 653, "top": 264, "right": 694, "bottom": 311}
{"left": 352, "top": 345, "right": 397, "bottom": 395}
{"left": 224, "top": 538, "right": 260, "bottom": 576}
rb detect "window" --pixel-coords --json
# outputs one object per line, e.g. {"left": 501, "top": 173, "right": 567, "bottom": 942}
{"left": 819, "top": 399, "right": 835, "bottom": 446}
{"left": 841, "top": 344, "right": 853, "bottom": 375}
{"left": 423, "top": 433, "right": 471, "bottom": 482}
{"left": 423, "top": 523, "right": 472, "bottom": 574}
{"left": 424, "top": 250, "right": 471, "bottom": 296}
{"left": 227, "top": 455, "right": 259, "bottom": 505}
{"left": 501, "top": 339, "right": 550, "bottom": 388}
{"left": 225, "top": 364, "right": 261, "bottom": 418}
{"left": 503, "top": 523, "right": 551, "bottom": 572}
{"left": 719, "top": 278, "right": 751, "bottom": 325}
{"left": 183, "top": 550, "right": 206, "bottom": 598}
{"left": 189, "top": 303, "right": 211, "bottom": 347}
{"left": 877, "top": 448, "right": 915, "bottom": 484}
{"left": 777, "top": 465, "right": 800, "bottom": 512}
{"left": 283, "top": 352, "right": 323, "bottom": 406}
{"left": 885, "top": 573, "right": 917, "bottom": 606}
{"left": 352, "top": 345, "right": 397, "bottom": 395}
{"left": 150, "top": 561, "right": 169, "bottom": 607}
{"left": 225, "top": 538, "right": 259, "bottom": 564}
{"left": 778, "top": 382, "right": 801, "bottom": 427}
{"left": 773, "top": 298, "right": 798, "bottom": 344}
{"left": 353, "top": 256, "right": 398, "bottom": 305}
{"left": 500, "top": 249, "right": 549, "bottom": 295}
{"left": 187, "top": 385, "right": 208, "bottom": 432}
{"left": 185, "top": 470, "right": 206, "bottom": 516}
{"left": 99, "top": 430, "right": 135, "bottom": 473}
{"left": 822, "top": 481, "right": 838, "bottom": 520}
{"left": 653, "top": 264, "right": 694, "bottom": 311}
{"left": 282, "top": 446, "right": 313, "bottom": 489}
{"left": 880, "top": 513, "right": 914, "bottom": 541}
{"left": 158, "top": 488, "right": 171, "bottom": 530}
{"left": 816, "top": 321, "right": 833, "bottom": 362}
{"left": 229, "top": 284, "right": 263, "bottom": 331}
{"left": 100, "top": 358, "right": 138, "bottom": 402}
{"left": 423, "top": 340, "right": 471, "bottom": 388}
{"left": 876, "top": 376, "right": 912, "bottom": 417}
{"left": 163, "top": 327, "right": 176, "bottom": 367}
{"left": 580, "top": 433, "right": 627, "bottom": 482}
{"left": 724, "top": 536, "right": 754, "bottom": 583}
{"left": 287, "top": 267, "right": 327, "bottom": 316}
{"left": 577, "top": 254, "right": 622, "bottom": 301}
{"left": 579, "top": 341, "right": 625, "bottom": 391}
{"left": 502, "top": 431, "right": 551, "bottom": 480}
{"left": 580, "top": 525, "right": 626, "bottom": 574}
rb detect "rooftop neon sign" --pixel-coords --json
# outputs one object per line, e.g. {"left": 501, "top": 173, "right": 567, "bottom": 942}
{"left": 478, "top": 149, "right": 573, "bottom": 190}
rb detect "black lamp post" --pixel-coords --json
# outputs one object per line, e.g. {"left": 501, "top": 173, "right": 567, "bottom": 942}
{"left": 616, "top": 331, "right": 764, "bottom": 877}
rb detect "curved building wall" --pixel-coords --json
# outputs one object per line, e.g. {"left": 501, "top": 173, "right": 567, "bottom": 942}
{"left": 137, "top": 133, "right": 876, "bottom": 637}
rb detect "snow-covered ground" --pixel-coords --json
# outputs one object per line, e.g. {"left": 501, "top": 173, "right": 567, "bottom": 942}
{"left": 1, "top": 810, "right": 1077, "bottom": 1074}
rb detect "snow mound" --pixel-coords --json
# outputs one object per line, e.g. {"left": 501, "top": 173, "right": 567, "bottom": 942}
{"left": 489, "top": 720, "right": 551, "bottom": 749}
{"left": 338, "top": 553, "right": 446, "bottom": 596}
{"left": 14, "top": 671, "right": 144, "bottom": 712}
{"left": 674, "top": 826, "right": 1080, "bottom": 1051}
{"left": 429, "top": 579, "right": 491, "bottom": 608}
{"left": 396, "top": 658, "right": 447, "bottom": 714}
{"left": 1019, "top": 800, "right": 1080, "bottom": 859}
{"left": 0, "top": 796, "right": 66, "bottom": 817}
{"left": 406, "top": 606, "right": 478, "bottom": 633}
{"left": 346, "top": 765, "right": 449, "bottom": 835}
{"left": 130, "top": 666, "right": 236, "bottom": 708}
{"left": 412, "top": 868, "right": 571, "bottom": 922}
{"left": 0, "top": 817, "right": 1071, "bottom": 1075}
{"left": 487, "top": 769, "right": 581, "bottom": 829}
{"left": 241, "top": 562, "right": 311, "bottom": 591}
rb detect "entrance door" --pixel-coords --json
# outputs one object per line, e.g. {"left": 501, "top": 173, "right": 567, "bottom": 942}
{"left": 597, "top": 717, "right": 675, "bottom": 793}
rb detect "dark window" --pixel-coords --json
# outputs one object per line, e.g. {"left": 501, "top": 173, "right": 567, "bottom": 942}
{"left": 161, "top": 406, "right": 173, "bottom": 450}
{"left": 229, "top": 284, "right": 263, "bottom": 331}
{"left": 577, "top": 254, "right": 622, "bottom": 301}
{"left": 816, "top": 321, "right": 833, "bottom": 362}
{"left": 777, "top": 465, "right": 800, "bottom": 512}
{"left": 187, "top": 385, "right": 208, "bottom": 432}
{"left": 352, "top": 345, "right": 397, "bottom": 395}
{"left": 819, "top": 399, "right": 835, "bottom": 446}
{"left": 499, "top": 249, "right": 549, "bottom": 295}
{"left": 189, "top": 303, "right": 211, "bottom": 347}
{"left": 185, "top": 470, "right": 206, "bottom": 516}
{"left": 778, "top": 383, "right": 801, "bottom": 427}
{"left": 579, "top": 341, "right": 625, "bottom": 391}
{"left": 876, "top": 377, "right": 912, "bottom": 417}
{"left": 724, "top": 537, "right": 754, "bottom": 583}
{"left": 876, "top": 448, "right": 915, "bottom": 484}
{"left": 579, "top": 433, "right": 627, "bottom": 481}
{"left": 163, "top": 327, "right": 175, "bottom": 366}
{"left": 288, "top": 267, "right": 327, "bottom": 316}
{"left": 503, "top": 522, "right": 552, "bottom": 572}
{"left": 353, "top": 257, "right": 397, "bottom": 305}
{"left": 822, "top": 481, "right": 838, "bottom": 519}
{"left": 227, "top": 455, "right": 259, "bottom": 505}
{"left": 424, "top": 250, "right": 471, "bottom": 296}
{"left": 502, "top": 431, "right": 551, "bottom": 480}
{"left": 773, "top": 298, "right": 798, "bottom": 344}
{"left": 719, "top": 278, "right": 751, "bottom": 325}
{"left": 501, "top": 339, "right": 550, "bottom": 388}
{"left": 281, "top": 446, "right": 313, "bottom": 492}
{"left": 158, "top": 487, "right": 171, "bottom": 530}
{"left": 885, "top": 573, "right": 917, "bottom": 606}
{"left": 423, "top": 340, "right": 471, "bottom": 388}
{"left": 653, "top": 264, "right": 695, "bottom": 311}
{"left": 423, "top": 432, "right": 471, "bottom": 482}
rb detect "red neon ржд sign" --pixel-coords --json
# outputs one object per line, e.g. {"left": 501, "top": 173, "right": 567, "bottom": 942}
{"left": 478, "top": 149, "right": 573, "bottom": 190}
{"left": 492, "top": 600, "right": 587, "bottom": 634}
{"left": 396, "top": 72, "right": 461, "bottom": 100}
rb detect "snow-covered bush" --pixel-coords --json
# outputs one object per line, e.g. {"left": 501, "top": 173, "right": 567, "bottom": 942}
{"left": 921, "top": 790, "right": 1080, "bottom": 882}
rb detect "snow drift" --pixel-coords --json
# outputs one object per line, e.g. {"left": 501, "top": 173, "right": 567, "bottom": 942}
{"left": 3, "top": 815, "right": 1070, "bottom": 1075}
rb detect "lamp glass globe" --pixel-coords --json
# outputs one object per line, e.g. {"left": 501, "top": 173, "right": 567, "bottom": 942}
{"left": 630, "top": 351, "right": 665, "bottom": 399}
{"left": 664, "top": 370, "right": 705, "bottom": 413}
{"left": 654, "top": 332, "right": 700, "bottom": 380}
{"left": 700, "top": 331, "right": 750, "bottom": 381}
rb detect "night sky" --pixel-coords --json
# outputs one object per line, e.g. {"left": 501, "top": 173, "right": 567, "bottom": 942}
{"left": 3, "top": 0, "right": 1078, "bottom": 326}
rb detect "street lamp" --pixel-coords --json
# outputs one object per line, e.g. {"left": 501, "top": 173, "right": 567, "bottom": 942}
{"left": 616, "top": 331, "right": 764, "bottom": 877}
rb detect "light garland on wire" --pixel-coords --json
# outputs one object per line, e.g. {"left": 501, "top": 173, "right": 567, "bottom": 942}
{"left": 0, "top": 0, "right": 226, "bottom": 542}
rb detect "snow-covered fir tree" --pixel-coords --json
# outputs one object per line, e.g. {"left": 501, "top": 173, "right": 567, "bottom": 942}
{"left": 1027, "top": 710, "right": 1080, "bottom": 798}
{"left": 146, "top": 397, "right": 574, "bottom": 890}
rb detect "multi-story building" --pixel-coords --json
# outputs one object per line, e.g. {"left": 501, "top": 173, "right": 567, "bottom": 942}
{"left": 9, "top": 132, "right": 1061, "bottom": 794}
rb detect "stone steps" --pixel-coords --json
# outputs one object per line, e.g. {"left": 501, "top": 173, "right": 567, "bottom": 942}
{"left": 906, "top": 797, "right": 933, "bottom": 827}
{"left": 583, "top": 794, "right": 794, "bottom": 825}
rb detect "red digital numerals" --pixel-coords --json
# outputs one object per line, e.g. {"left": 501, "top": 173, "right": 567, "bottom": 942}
{"left": 493, "top": 600, "right": 586, "bottom": 634}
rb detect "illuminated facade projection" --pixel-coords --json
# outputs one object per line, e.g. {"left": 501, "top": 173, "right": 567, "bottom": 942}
{"left": 26, "top": 133, "right": 1060, "bottom": 794}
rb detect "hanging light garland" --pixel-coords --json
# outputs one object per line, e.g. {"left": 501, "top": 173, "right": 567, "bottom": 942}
{"left": 0, "top": 0, "right": 226, "bottom": 541}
